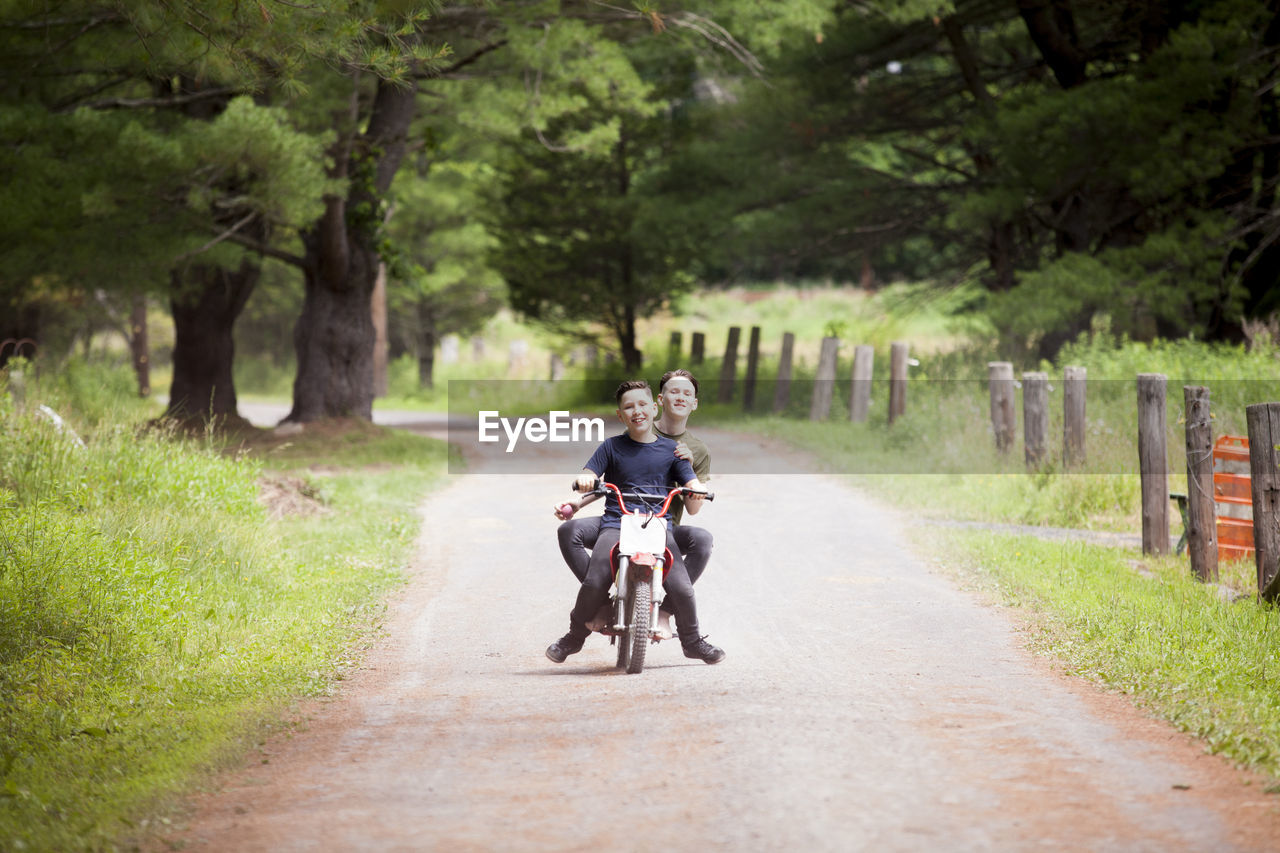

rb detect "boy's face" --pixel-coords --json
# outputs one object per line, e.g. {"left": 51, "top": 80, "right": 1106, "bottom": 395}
{"left": 658, "top": 377, "right": 698, "bottom": 419}
{"left": 616, "top": 388, "right": 656, "bottom": 436}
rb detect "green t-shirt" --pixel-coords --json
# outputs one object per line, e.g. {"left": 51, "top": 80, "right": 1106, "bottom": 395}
{"left": 654, "top": 424, "right": 711, "bottom": 525}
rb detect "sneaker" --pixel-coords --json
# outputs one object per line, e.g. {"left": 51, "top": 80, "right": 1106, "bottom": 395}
{"left": 682, "top": 636, "right": 725, "bottom": 665}
{"left": 546, "top": 633, "right": 585, "bottom": 663}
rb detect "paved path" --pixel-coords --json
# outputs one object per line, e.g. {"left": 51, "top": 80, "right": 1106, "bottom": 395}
{"left": 169, "top": 419, "right": 1280, "bottom": 851}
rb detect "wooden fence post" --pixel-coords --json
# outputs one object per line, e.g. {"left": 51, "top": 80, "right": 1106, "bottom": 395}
{"left": 668, "top": 332, "right": 682, "bottom": 366}
{"left": 849, "top": 344, "right": 873, "bottom": 423}
{"left": 988, "top": 362, "right": 1016, "bottom": 452}
{"left": 809, "top": 336, "right": 840, "bottom": 421}
{"left": 1246, "top": 403, "right": 1280, "bottom": 599}
{"left": 690, "top": 332, "right": 705, "bottom": 365}
{"left": 1137, "top": 373, "right": 1169, "bottom": 555}
{"left": 8, "top": 366, "right": 23, "bottom": 409}
{"left": 372, "top": 264, "right": 388, "bottom": 397}
{"left": 888, "top": 341, "right": 908, "bottom": 425}
{"left": 1184, "top": 386, "right": 1218, "bottom": 582}
{"left": 717, "top": 326, "right": 740, "bottom": 404}
{"left": 550, "top": 353, "right": 565, "bottom": 381}
{"left": 1063, "top": 365, "right": 1087, "bottom": 468}
{"left": 743, "top": 325, "right": 761, "bottom": 412}
{"left": 772, "top": 332, "right": 795, "bottom": 414}
{"left": 1022, "top": 371, "right": 1048, "bottom": 469}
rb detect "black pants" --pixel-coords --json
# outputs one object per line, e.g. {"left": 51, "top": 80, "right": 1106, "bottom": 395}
{"left": 568, "top": 526, "right": 700, "bottom": 645}
{"left": 558, "top": 516, "right": 713, "bottom": 599}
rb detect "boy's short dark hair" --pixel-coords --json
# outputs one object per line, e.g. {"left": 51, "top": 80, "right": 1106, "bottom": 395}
{"left": 659, "top": 369, "right": 699, "bottom": 397}
{"left": 615, "top": 379, "right": 653, "bottom": 405}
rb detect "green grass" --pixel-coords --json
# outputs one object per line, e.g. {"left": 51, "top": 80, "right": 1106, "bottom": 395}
{"left": 0, "top": 364, "right": 450, "bottom": 851}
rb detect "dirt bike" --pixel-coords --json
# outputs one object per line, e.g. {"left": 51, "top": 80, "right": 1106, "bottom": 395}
{"left": 572, "top": 481, "right": 714, "bottom": 674}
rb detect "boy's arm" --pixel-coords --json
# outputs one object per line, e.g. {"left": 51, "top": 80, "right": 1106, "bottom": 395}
{"left": 553, "top": 488, "right": 602, "bottom": 520}
{"left": 681, "top": 476, "right": 706, "bottom": 516}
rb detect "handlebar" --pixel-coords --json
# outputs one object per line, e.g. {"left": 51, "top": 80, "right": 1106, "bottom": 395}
{"left": 571, "top": 480, "right": 714, "bottom": 516}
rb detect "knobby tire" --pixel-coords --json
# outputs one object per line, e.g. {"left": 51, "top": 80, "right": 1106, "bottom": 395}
{"left": 626, "top": 578, "right": 651, "bottom": 674}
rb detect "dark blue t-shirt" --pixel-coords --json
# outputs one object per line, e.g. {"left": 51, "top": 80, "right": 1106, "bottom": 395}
{"left": 584, "top": 434, "right": 696, "bottom": 529}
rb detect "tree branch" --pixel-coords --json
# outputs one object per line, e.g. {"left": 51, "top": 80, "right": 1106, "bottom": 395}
{"left": 78, "top": 86, "right": 239, "bottom": 112}
{"left": 217, "top": 228, "right": 310, "bottom": 269}
{"left": 586, "top": 1, "right": 765, "bottom": 77}
{"left": 177, "top": 212, "right": 258, "bottom": 263}
{"left": 415, "top": 39, "right": 509, "bottom": 80}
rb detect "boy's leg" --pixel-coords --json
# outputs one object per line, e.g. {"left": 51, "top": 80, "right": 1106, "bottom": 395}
{"left": 547, "top": 528, "right": 619, "bottom": 663}
{"left": 569, "top": 527, "right": 619, "bottom": 635}
{"left": 660, "top": 531, "right": 723, "bottom": 662}
{"left": 677, "top": 525, "right": 714, "bottom": 584}
{"left": 658, "top": 525, "right": 713, "bottom": 633}
{"left": 557, "top": 516, "right": 602, "bottom": 582}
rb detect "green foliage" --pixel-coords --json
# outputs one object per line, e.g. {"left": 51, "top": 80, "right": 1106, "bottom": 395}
{"left": 383, "top": 152, "right": 505, "bottom": 388}
{"left": 0, "top": 364, "right": 445, "bottom": 850}
{"left": 983, "top": 214, "right": 1240, "bottom": 348}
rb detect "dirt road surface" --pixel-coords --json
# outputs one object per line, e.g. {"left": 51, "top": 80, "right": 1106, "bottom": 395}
{"left": 172, "top": 420, "right": 1280, "bottom": 851}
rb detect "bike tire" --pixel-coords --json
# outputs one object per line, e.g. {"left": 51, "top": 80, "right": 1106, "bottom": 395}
{"left": 625, "top": 578, "right": 651, "bottom": 674}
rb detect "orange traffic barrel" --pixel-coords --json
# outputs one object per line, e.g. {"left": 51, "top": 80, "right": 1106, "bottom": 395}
{"left": 1212, "top": 434, "right": 1254, "bottom": 560}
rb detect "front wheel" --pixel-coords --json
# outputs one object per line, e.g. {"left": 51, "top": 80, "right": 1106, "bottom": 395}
{"left": 625, "top": 578, "right": 651, "bottom": 674}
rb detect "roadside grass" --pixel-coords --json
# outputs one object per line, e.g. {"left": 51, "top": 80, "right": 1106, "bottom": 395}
{"left": 0, "top": 363, "right": 449, "bottom": 851}
{"left": 927, "top": 531, "right": 1280, "bottom": 779}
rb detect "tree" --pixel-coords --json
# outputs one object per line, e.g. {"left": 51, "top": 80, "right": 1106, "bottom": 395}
{"left": 385, "top": 157, "right": 504, "bottom": 389}
{"left": 0, "top": 0, "right": 435, "bottom": 421}
{"left": 487, "top": 62, "right": 694, "bottom": 369}
{"left": 693, "top": 0, "right": 1280, "bottom": 352}
{"left": 481, "top": 4, "right": 835, "bottom": 367}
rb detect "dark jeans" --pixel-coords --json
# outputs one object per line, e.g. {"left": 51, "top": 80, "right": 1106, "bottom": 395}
{"left": 568, "top": 526, "right": 700, "bottom": 645}
{"left": 558, "top": 516, "right": 713, "bottom": 597}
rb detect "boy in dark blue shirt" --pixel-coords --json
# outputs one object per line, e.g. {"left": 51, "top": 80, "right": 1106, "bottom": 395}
{"left": 546, "top": 380, "right": 726, "bottom": 665}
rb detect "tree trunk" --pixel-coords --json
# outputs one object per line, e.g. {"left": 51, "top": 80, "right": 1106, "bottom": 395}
{"left": 944, "top": 15, "right": 1016, "bottom": 292}
{"left": 418, "top": 348, "right": 436, "bottom": 390}
{"left": 417, "top": 305, "right": 438, "bottom": 390}
{"left": 372, "top": 260, "right": 389, "bottom": 398}
{"left": 286, "top": 76, "right": 417, "bottom": 423}
{"left": 1016, "top": 0, "right": 1088, "bottom": 89}
{"left": 129, "top": 293, "right": 151, "bottom": 398}
{"left": 618, "top": 302, "right": 641, "bottom": 372}
{"left": 1236, "top": 6, "right": 1280, "bottom": 324}
{"left": 165, "top": 258, "right": 258, "bottom": 424}
{"left": 162, "top": 77, "right": 256, "bottom": 427}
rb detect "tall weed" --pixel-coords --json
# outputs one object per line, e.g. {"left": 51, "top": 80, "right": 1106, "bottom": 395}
{"left": 0, "top": 364, "right": 443, "bottom": 850}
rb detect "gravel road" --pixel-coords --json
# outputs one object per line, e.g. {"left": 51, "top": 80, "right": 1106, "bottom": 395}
{"left": 170, "top": 417, "right": 1280, "bottom": 851}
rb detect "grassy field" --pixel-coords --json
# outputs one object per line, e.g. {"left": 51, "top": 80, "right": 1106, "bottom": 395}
{"left": 0, "top": 361, "right": 451, "bottom": 851}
